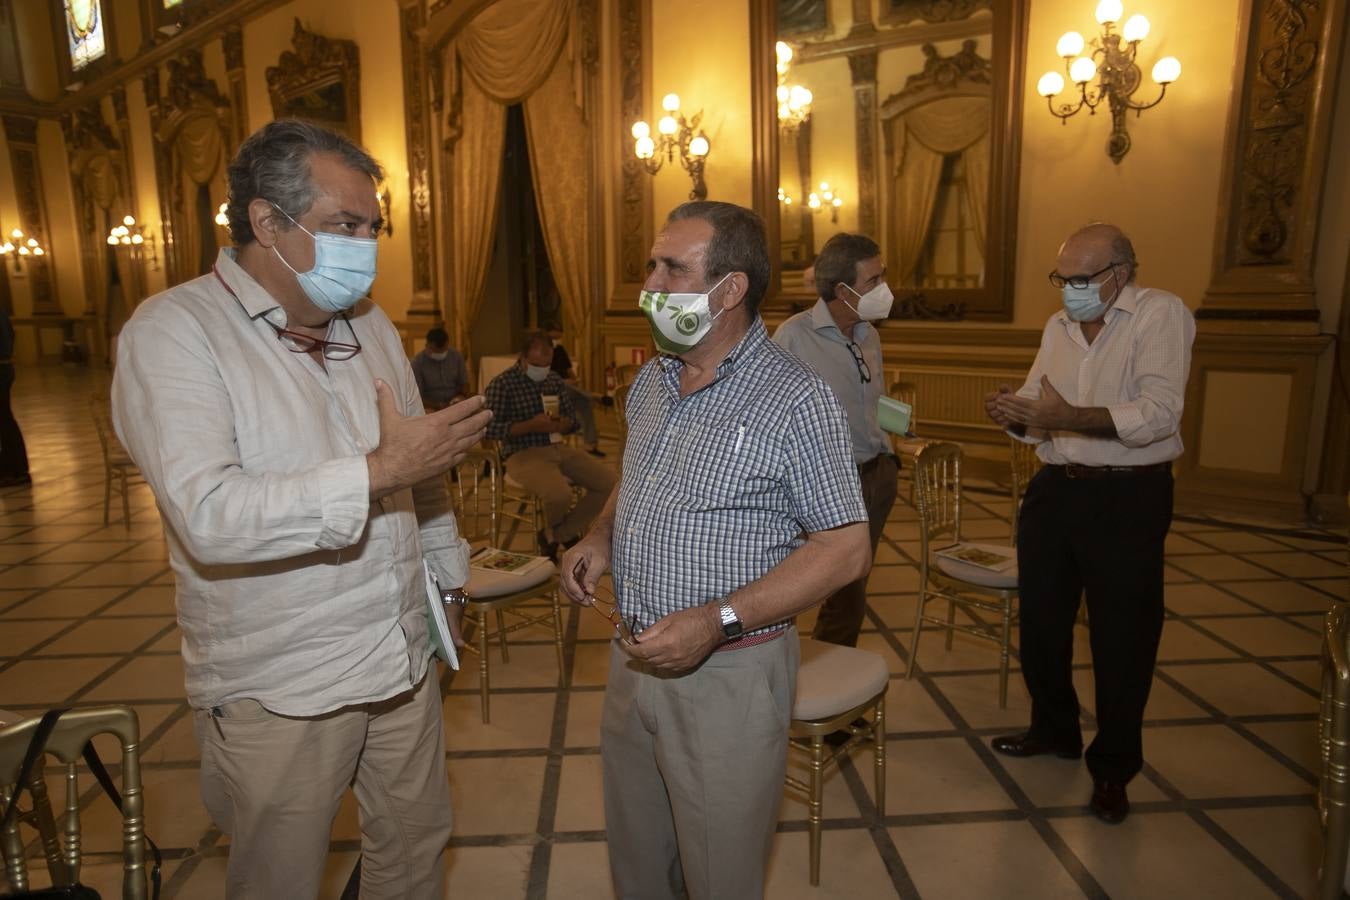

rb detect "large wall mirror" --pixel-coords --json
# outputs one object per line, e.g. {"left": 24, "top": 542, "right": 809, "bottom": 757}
{"left": 763, "top": 0, "right": 1026, "bottom": 320}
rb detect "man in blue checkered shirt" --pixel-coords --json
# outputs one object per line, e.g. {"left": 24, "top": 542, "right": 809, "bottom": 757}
{"left": 561, "top": 201, "right": 870, "bottom": 900}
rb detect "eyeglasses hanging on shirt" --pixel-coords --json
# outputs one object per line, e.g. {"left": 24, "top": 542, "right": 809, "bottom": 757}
{"left": 214, "top": 264, "right": 363, "bottom": 361}
{"left": 846, "top": 340, "right": 871, "bottom": 384}
{"left": 263, "top": 315, "right": 362, "bottom": 361}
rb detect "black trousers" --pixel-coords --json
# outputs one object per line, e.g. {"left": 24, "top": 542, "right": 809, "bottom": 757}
{"left": 812, "top": 453, "right": 898, "bottom": 647}
{"left": 1016, "top": 464, "right": 1173, "bottom": 784}
{"left": 0, "top": 363, "right": 28, "bottom": 479}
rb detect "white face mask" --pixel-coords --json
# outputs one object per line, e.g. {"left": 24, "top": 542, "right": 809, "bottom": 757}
{"left": 525, "top": 364, "right": 551, "bottom": 383}
{"left": 428, "top": 351, "right": 448, "bottom": 361}
{"left": 637, "top": 273, "right": 732, "bottom": 355}
{"left": 842, "top": 281, "right": 894, "bottom": 321}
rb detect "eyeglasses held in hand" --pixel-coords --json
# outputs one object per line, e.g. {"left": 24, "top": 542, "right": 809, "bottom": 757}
{"left": 266, "top": 314, "right": 362, "bottom": 360}
{"left": 573, "top": 559, "right": 638, "bottom": 644}
{"left": 847, "top": 341, "right": 871, "bottom": 384}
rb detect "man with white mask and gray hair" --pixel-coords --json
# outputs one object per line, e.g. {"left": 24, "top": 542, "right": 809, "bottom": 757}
{"left": 112, "top": 119, "right": 492, "bottom": 898}
{"left": 773, "top": 233, "right": 899, "bottom": 649}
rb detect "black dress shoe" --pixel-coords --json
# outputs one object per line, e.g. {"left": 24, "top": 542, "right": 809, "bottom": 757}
{"left": 587, "top": 447, "right": 606, "bottom": 458}
{"left": 990, "top": 731, "right": 1082, "bottom": 759}
{"left": 1089, "top": 779, "right": 1129, "bottom": 824}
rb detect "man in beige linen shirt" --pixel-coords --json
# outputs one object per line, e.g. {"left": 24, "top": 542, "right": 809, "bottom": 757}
{"left": 983, "top": 223, "right": 1194, "bottom": 826}
{"left": 112, "top": 121, "right": 490, "bottom": 899}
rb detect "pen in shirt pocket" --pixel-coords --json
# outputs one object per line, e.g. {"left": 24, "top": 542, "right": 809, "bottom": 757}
{"left": 734, "top": 420, "right": 746, "bottom": 453}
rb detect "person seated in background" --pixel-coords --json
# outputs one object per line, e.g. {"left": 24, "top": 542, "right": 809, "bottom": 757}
{"left": 411, "top": 326, "right": 467, "bottom": 411}
{"left": 546, "top": 322, "right": 604, "bottom": 457}
{"left": 484, "top": 331, "right": 617, "bottom": 560}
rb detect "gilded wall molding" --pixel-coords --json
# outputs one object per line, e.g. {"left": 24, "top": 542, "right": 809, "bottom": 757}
{"left": 849, "top": 51, "right": 878, "bottom": 239}
{"left": 615, "top": 0, "right": 649, "bottom": 290}
{"left": 2, "top": 113, "right": 59, "bottom": 314}
{"left": 879, "top": 0, "right": 991, "bottom": 27}
{"left": 400, "top": 0, "right": 437, "bottom": 312}
{"left": 1201, "top": 0, "right": 1347, "bottom": 316}
{"left": 265, "top": 20, "right": 361, "bottom": 141}
{"left": 222, "top": 26, "right": 248, "bottom": 147}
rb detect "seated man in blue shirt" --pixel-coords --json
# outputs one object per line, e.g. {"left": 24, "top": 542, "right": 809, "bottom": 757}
{"left": 484, "top": 332, "right": 616, "bottom": 559}
{"left": 561, "top": 201, "right": 871, "bottom": 900}
{"left": 410, "top": 326, "right": 467, "bottom": 411}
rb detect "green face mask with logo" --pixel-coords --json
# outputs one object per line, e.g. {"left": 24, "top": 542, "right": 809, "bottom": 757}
{"left": 637, "top": 273, "right": 731, "bottom": 355}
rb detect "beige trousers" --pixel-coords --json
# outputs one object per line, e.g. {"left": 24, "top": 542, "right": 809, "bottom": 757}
{"left": 505, "top": 444, "right": 617, "bottom": 543}
{"left": 193, "top": 672, "right": 452, "bottom": 900}
{"left": 601, "top": 631, "right": 799, "bottom": 900}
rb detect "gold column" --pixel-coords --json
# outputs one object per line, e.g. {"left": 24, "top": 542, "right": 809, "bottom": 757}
{"left": 399, "top": 0, "right": 439, "bottom": 326}
{"left": 222, "top": 26, "right": 248, "bottom": 147}
{"left": 1176, "top": 0, "right": 1348, "bottom": 519}
{"left": 848, "top": 51, "right": 878, "bottom": 241}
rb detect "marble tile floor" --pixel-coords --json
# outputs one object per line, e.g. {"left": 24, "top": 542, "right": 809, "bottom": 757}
{"left": 1, "top": 366, "right": 1347, "bottom": 898}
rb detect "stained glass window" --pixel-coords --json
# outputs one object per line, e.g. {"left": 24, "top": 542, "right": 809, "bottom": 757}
{"left": 164, "top": 0, "right": 183, "bottom": 7}
{"left": 65, "top": 0, "right": 106, "bottom": 71}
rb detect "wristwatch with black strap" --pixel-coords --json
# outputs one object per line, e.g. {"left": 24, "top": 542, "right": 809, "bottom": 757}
{"left": 717, "top": 599, "right": 744, "bottom": 639}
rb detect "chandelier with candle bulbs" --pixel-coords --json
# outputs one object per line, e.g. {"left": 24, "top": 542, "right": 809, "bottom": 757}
{"left": 1035, "top": 0, "right": 1180, "bottom": 164}
{"left": 632, "top": 93, "right": 711, "bottom": 201}
{"left": 0, "top": 228, "right": 46, "bottom": 276}
{"left": 106, "top": 215, "right": 160, "bottom": 271}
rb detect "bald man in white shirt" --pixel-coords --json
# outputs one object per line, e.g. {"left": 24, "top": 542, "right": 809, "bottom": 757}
{"left": 984, "top": 223, "right": 1195, "bottom": 825}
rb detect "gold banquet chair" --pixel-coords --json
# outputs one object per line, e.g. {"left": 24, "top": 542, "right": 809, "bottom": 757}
{"left": 786, "top": 639, "right": 888, "bottom": 887}
{"left": 1318, "top": 599, "right": 1350, "bottom": 900}
{"left": 449, "top": 449, "right": 564, "bottom": 724}
{"left": 906, "top": 441, "right": 1020, "bottom": 708}
{"left": 90, "top": 395, "right": 145, "bottom": 527}
{"left": 1, "top": 705, "right": 152, "bottom": 898}
{"left": 888, "top": 380, "right": 935, "bottom": 505}
{"left": 1008, "top": 436, "right": 1043, "bottom": 545}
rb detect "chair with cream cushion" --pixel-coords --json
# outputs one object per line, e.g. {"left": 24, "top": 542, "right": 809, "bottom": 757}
{"left": 449, "top": 449, "right": 564, "bottom": 724}
{"left": 786, "top": 638, "right": 888, "bottom": 886}
{"left": 906, "top": 441, "right": 1020, "bottom": 707}
{"left": 888, "top": 380, "right": 935, "bottom": 505}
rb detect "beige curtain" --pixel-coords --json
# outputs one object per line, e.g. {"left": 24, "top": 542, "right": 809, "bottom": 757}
{"left": 171, "top": 113, "right": 224, "bottom": 280}
{"left": 523, "top": 54, "right": 592, "bottom": 371}
{"left": 444, "top": 0, "right": 588, "bottom": 365}
{"left": 888, "top": 96, "right": 989, "bottom": 284}
{"left": 447, "top": 74, "right": 507, "bottom": 358}
{"left": 963, "top": 134, "right": 990, "bottom": 255}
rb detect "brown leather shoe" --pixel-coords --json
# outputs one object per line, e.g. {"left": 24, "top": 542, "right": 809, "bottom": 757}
{"left": 990, "top": 731, "right": 1082, "bottom": 759}
{"left": 1089, "top": 779, "right": 1129, "bottom": 824}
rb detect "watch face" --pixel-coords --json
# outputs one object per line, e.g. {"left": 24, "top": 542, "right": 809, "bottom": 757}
{"left": 723, "top": 620, "right": 744, "bottom": 638}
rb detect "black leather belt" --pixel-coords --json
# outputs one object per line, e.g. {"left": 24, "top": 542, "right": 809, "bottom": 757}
{"left": 1050, "top": 462, "right": 1172, "bottom": 479}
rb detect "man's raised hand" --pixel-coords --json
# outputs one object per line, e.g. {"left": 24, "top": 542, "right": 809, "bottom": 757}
{"left": 367, "top": 379, "right": 492, "bottom": 499}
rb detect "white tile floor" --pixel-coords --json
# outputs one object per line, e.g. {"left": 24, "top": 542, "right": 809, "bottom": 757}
{"left": 1, "top": 365, "right": 1347, "bottom": 898}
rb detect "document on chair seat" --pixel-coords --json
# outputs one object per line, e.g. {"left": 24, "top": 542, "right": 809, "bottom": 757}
{"left": 470, "top": 547, "right": 552, "bottom": 577}
{"left": 935, "top": 543, "right": 1016, "bottom": 573}
{"left": 424, "top": 561, "right": 460, "bottom": 670}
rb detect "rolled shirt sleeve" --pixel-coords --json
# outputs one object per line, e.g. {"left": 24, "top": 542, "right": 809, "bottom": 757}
{"left": 1105, "top": 299, "right": 1194, "bottom": 448}
{"left": 782, "top": 380, "right": 868, "bottom": 533}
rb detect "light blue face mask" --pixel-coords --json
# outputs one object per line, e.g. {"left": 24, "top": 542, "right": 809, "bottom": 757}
{"left": 270, "top": 204, "right": 377, "bottom": 313}
{"left": 1061, "top": 268, "right": 1117, "bottom": 322}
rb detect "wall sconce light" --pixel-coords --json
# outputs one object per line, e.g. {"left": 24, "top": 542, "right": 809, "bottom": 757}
{"left": 775, "top": 41, "right": 813, "bottom": 132}
{"left": 806, "top": 182, "right": 843, "bottom": 224}
{"left": 107, "top": 215, "right": 160, "bottom": 272}
{"left": 632, "top": 93, "right": 711, "bottom": 201}
{"left": 0, "top": 228, "right": 46, "bottom": 277}
{"left": 214, "top": 202, "right": 229, "bottom": 227}
{"left": 777, "top": 187, "right": 795, "bottom": 206}
{"left": 1036, "top": 1, "right": 1180, "bottom": 164}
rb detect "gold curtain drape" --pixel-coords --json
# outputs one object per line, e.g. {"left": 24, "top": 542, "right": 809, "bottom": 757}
{"left": 523, "top": 52, "right": 593, "bottom": 374}
{"left": 167, "top": 113, "right": 225, "bottom": 280}
{"left": 444, "top": 0, "right": 590, "bottom": 368}
{"left": 447, "top": 74, "right": 507, "bottom": 362}
{"left": 888, "top": 96, "right": 990, "bottom": 284}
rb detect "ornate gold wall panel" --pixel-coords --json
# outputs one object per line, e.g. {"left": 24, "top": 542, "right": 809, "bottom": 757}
{"left": 1201, "top": 0, "right": 1348, "bottom": 317}
{"left": 612, "top": 0, "right": 651, "bottom": 300}
{"left": 1, "top": 114, "right": 59, "bottom": 315}
{"left": 400, "top": 0, "right": 438, "bottom": 319}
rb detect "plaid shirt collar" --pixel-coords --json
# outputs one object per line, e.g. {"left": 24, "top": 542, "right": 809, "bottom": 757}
{"left": 655, "top": 316, "right": 770, "bottom": 400}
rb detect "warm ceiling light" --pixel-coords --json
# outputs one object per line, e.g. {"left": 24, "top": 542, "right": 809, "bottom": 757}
{"left": 1070, "top": 56, "right": 1098, "bottom": 84}
{"left": 1095, "top": 0, "right": 1123, "bottom": 24}
{"left": 1122, "top": 14, "right": 1150, "bottom": 42}
{"left": 661, "top": 93, "right": 680, "bottom": 112}
{"left": 1056, "top": 31, "right": 1085, "bottom": 58}
{"left": 775, "top": 41, "right": 793, "bottom": 66}
{"left": 657, "top": 115, "right": 678, "bottom": 136}
{"left": 634, "top": 135, "right": 655, "bottom": 159}
{"left": 688, "top": 134, "right": 709, "bottom": 158}
{"left": 122, "top": 215, "right": 136, "bottom": 226}
{"left": 1151, "top": 56, "right": 1181, "bottom": 84}
{"left": 631, "top": 120, "right": 650, "bottom": 140}
{"left": 1038, "top": 71, "right": 1067, "bottom": 97}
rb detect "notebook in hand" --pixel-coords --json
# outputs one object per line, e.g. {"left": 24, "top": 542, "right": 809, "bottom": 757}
{"left": 424, "top": 561, "right": 460, "bottom": 670}
{"left": 877, "top": 395, "right": 913, "bottom": 436}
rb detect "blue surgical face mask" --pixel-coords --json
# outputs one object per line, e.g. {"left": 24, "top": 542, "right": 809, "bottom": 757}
{"left": 1061, "top": 268, "right": 1117, "bottom": 322}
{"left": 270, "top": 204, "right": 377, "bottom": 313}
{"left": 525, "top": 364, "right": 551, "bottom": 383}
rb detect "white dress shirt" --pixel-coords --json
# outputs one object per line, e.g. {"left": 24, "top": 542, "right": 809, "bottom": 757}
{"left": 1015, "top": 283, "right": 1195, "bottom": 466}
{"left": 112, "top": 248, "right": 469, "bottom": 716}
